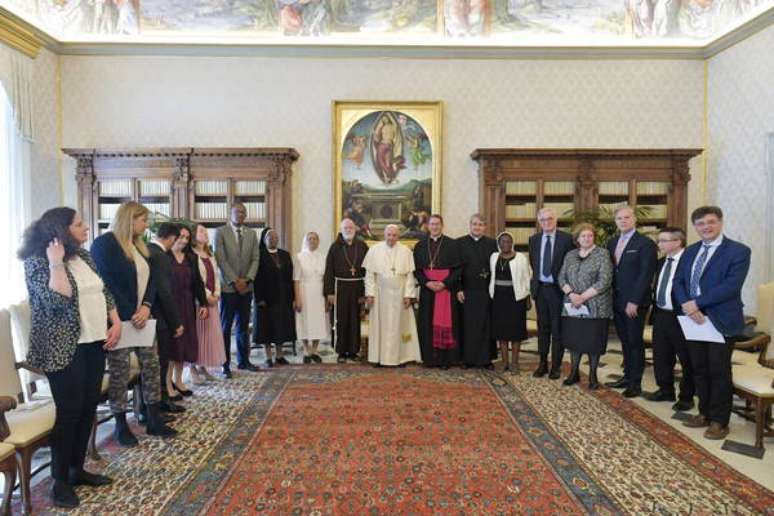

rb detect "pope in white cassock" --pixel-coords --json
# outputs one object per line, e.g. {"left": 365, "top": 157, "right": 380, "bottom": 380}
{"left": 363, "top": 225, "right": 422, "bottom": 366}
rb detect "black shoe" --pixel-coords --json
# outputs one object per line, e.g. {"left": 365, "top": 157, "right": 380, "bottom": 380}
{"left": 303, "top": 356, "right": 312, "bottom": 364}
{"left": 483, "top": 363, "right": 495, "bottom": 370}
{"left": 548, "top": 368, "right": 561, "bottom": 380}
{"left": 644, "top": 390, "right": 676, "bottom": 402}
{"left": 172, "top": 382, "right": 193, "bottom": 397}
{"left": 160, "top": 400, "right": 186, "bottom": 413}
{"left": 605, "top": 378, "right": 629, "bottom": 389}
{"left": 168, "top": 392, "right": 183, "bottom": 402}
{"left": 588, "top": 379, "right": 600, "bottom": 390}
{"left": 113, "top": 412, "right": 138, "bottom": 447}
{"left": 311, "top": 354, "right": 322, "bottom": 363}
{"left": 51, "top": 480, "right": 80, "bottom": 509}
{"left": 237, "top": 363, "right": 259, "bottom": 372}
{"left": 69, "top": 469, "right": 113, "bottom": 487}
{"left": 146, "top": 403, "right": 178, "bottom": 438}
{"left": 222, "top": 367, "right": 233, "bottom": 379}
{"left": 276, "top": 356, "right": 290, "bottom": 365}
{"left": 563, "top": 374, "right": 580, "bottom": 386}
{"left": 623, "top": 387, "right": 642, "bottom": 398}
{"left": 533, "top": 361, "right": 548, "bottom": 378}
{"left": 137, "top": 410, "right": 174, "bottom": 426}
{"left": 672, "top": 399, "right": 695, "bottom": 412}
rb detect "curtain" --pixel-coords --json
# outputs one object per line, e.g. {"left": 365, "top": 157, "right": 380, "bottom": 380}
{"left": 0, "top": 84, "right": 31, "bottom": 308}
{"left": 0, "top": 43, "right": 34, "bottom": 140}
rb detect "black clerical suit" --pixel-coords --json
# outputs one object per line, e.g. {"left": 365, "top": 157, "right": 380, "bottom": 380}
{"left": 528, "top": 230, "right": 574, "bottom": 375}
{"left": 457, "top": 234, "right": 498, "bottom": 367}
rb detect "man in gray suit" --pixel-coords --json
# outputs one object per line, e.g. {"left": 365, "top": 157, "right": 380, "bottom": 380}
{"left": 215, "top": 202, "right": 261, "bottom": 377}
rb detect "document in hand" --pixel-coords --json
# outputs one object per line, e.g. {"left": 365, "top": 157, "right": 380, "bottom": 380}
{"left": 114, "top": 319, "right": 157, "bottom": 349}
{"left": 677, "top": 315, "right": 726, "bottom": 344}
{"left": 564, "top": 303, "right": 590, "bottom": 317}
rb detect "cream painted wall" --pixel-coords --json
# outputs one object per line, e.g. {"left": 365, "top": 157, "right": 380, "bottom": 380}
{"left": 708, "top": 24, "right": 774, "bottom": 310}
{"left": 30, "top": 47, "right": 60, "bottom": 218}
{"left": 59, "top": 56, "right": 704, "bottom": 253}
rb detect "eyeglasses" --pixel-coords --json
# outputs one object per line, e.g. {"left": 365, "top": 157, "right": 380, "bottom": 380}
{"left": 657, "top": 238, "right": 680, "bottom": 243}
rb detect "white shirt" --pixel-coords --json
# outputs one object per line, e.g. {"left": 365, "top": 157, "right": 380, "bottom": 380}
{"left": 655, "top": 249, "right": 684, "bottom": 311}
{"left": 690, "top": 235, "right": 723, "bottom": 297}
{"left": 68, "top": 257, "right": 108, "bottom": 344}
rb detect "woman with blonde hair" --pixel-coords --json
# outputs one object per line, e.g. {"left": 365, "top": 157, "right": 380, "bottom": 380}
{"left": 190, "top": 223, "right": 226, "bottom": 382}
{"left": 557, "top": 223, "right": 614, "bottom": 389}
{"left": 91, "top": 201, "right": 177, "bottom": 446}
{"left": 293, "top": 231, "right": 330, "bottom": 363}
{"left": 488, "top": 231, "right": 531, "bottom": 373}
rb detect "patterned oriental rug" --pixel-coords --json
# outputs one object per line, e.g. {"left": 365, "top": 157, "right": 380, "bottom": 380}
{"left": 19, "top": 366, "right": 774, "bottom": 515}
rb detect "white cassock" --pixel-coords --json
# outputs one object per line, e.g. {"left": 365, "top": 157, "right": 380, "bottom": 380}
{"left": 363, "top": 242, "right": 421, "bottom": 366}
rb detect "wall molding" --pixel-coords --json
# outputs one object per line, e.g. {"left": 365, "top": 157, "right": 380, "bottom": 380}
{"left": 0, "top": 7, "right": 45, "bottom": 58}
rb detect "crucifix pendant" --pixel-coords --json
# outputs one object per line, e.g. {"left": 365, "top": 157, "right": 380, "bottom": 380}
{"left": 350, "top": 266, "right": 356, "bottom": 276}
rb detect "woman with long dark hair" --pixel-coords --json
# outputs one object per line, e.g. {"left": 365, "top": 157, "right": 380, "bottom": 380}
{"left": 167, "top": 225, "right": 208, "bottom": 398}
{"left": 19, "top": 207, "right": 120, "bottom": 508}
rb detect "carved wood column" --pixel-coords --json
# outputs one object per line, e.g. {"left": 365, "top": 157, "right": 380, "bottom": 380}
{"left": 267, "top": 156, "right": 293, "bottom": 250}
{"left": 670, "top": 155, "right": 691, "bottom": 230}
{"left": 479, "top": 158, "right": 505, "bottom": 238}
{"left": 173, "top": 154, "right": 191, "bottom": 219}
{"left": 577, "top": 158, "right": 596, "bottom": 214}
{"left": 74, "top": 153, "right": 97, "bottom": 240}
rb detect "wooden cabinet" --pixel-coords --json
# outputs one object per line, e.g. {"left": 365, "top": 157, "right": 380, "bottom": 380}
{"left": 63, "top": 147, "right": 298, "bottom": 249}
{"left": 471, "top": 149, "right": 701, "bottom": 250}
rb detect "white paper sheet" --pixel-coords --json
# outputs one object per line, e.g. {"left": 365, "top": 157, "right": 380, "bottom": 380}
{"left": 564, "top": 303, "right": 591, "bottom": 317}
{"left": 677, "top": 315, "right": 726, "bottom": 344}
{"left": 113, "top": 320, "right": 157, "bottom": 349}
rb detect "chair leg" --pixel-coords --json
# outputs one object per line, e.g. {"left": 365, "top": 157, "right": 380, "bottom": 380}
{"left": 87, "top": 414, "right": 102, "bottom": 461}
{"left": 1, "top": 460, "right": 16, "bottom": 516}
{"left": 755, "top": 397, "right": 765, "bottom": 450}
{"left": 16, "top": 448, "right": 33, "bottom": 515}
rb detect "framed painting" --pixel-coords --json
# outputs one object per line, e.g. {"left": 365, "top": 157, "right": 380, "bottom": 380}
{"left": 333, "top": 100, "right": 442, "bottom": 244}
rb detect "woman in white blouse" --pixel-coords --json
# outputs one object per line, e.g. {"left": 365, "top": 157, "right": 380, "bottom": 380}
{"left": 293, "top": 232, "right": 330, "bottom": 363}
{"left": 488, "top": 231, "right": 531, "bottom": 373}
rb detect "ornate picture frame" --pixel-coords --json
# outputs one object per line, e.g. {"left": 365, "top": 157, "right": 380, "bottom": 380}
{"left": 333, "top": 100, "right": 443, "bottom": 244}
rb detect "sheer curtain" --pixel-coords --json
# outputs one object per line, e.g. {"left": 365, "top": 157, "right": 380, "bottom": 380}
{"left": 0, "top": 83, "right": 31, "bottom": 308}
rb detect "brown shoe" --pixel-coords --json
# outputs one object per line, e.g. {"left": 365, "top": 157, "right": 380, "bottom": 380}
{"left": 682, "top": 415, "right": 710, "bottom": 428}
{"left": 703, "top": 422, "right": 730, "bottom": 440}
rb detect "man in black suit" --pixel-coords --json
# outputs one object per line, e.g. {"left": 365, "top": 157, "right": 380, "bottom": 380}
{"left": 644, "top": 227, "right": 695, "bottom": 411}
{"left": 605, "top": 205, "right": 658, "bottom": 397}
{"left": 147, "top": 222, "right": 185, "bottom": 415}
{"left": 528, "top": 207, "right": 575, "bottom": 378}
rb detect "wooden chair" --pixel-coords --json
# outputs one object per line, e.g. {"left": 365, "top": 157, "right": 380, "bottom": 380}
{"left": 0, "top": 396, "right": 17, "bottom": 516}
{"left": 7, "top": 302, "right": 48, "bottom": 403}
{"left": 0, "top": 309, "right": 55, "bottom": 515}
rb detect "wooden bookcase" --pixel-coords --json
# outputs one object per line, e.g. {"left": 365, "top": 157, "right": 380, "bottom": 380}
{"left": 471, "top": 149, "right": 702, "bottom": 251}
{"left": 64, "top": 147, "right": 298, "bottom": 249}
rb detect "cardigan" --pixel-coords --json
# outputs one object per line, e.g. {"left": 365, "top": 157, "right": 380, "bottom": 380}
{"left": 90, "top": 232, "right": 156, "bottom": 321}
{"left": 557, "top": 246, "right": 614, "bottom": 319}
{"left": 488, "top": 252, "right": 531, "bottom": 301}
{"left": 25, "top": 248, "right": 115, "bottom": 372}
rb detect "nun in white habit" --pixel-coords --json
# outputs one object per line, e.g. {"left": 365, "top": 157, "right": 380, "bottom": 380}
{"left": 293, "top": 232, "right": 331, "bottom": 363}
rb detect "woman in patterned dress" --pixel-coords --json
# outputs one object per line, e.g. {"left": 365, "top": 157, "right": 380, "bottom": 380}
{"left": 557, "top": 223, "right": 614, "bottom": 389}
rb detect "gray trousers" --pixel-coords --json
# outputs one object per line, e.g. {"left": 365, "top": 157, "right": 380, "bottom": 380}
{"left": 108, "top": 345, "right": 161, "bottom": 413}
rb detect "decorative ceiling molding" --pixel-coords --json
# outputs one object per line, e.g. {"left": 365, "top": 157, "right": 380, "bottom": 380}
{"left": 702, "top": 6, "right": 774, "bottom": 58}
{"left": 0, "top": 6, "right": 46, "bottom": 58}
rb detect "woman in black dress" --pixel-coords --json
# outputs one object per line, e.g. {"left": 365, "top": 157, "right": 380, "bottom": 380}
{"left": 168, "top": 225, "right": 208, "bottom": 399}
{"left": 488, "top": 232, "right": 531, "bottom": 373}
{"left": 557, "top": 223, "right": 613, "bottom": 389}
{"left": 253, "top": 228, "right": 296, "bottom": 367}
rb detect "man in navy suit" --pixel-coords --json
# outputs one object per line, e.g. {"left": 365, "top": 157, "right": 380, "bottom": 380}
{"left": 673, "top": 206, "right": 750, "bottom": 440}
{"left": 528, "top": 207, "right": 575, "bottom": 378}
{"left": 605, "top": 205, "right": 658, "bottom": 398}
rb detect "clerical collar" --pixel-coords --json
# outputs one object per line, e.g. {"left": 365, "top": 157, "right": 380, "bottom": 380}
{"left": 469, "top": 234, "right": 482, "bottom": 241}
{"left": 430, "top": 234, "right": 442, "bottom": 242}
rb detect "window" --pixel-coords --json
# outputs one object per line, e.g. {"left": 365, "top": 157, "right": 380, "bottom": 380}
{"left": 0, "top": 83, "right": 30, "bottom": 308}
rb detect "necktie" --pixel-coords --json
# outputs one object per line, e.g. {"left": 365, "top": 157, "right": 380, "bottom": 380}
{"left": 614, "top": 235, "right": 628, "bottom": 265}
{"left": 542, "top": 235, "right": 553, "bottom": 278}
{"left": 656, "top": 257, "right": 673, "bottom": 308}
{"left": 236, "top": 227, "right": 243, "bottom": 253}
{"left": 689, "top": 245, "right": 711, "bottom": 298}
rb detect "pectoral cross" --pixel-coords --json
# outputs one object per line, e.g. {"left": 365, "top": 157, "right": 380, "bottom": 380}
{"left": 350, "top": 266, "right": 356, "bottom": 276}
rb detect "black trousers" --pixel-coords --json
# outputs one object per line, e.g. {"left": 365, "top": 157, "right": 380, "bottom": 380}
{"left": 613, "top": 306, "right": 648, "bottom": 389}
{"left": 535, "top": 283, "right": 564, "bottom": 369}
{"left": 220, "top": 291, "right": 253, "bottom": 368}
{"left": 688, "top": 338, "right": 734, "bottom": 426}
{"left": 652, "top": 308, "right": 695, "bottom": 401}
{"left": 45, "top": 341, "right": 106, "bottom": 482}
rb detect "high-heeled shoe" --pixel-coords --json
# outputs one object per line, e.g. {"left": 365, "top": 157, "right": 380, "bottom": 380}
{"left": 167, "top": 390, "right": 183, "bottom": 402}
{"left": 172, "top": 382, "right": 193, "bottom": 397}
